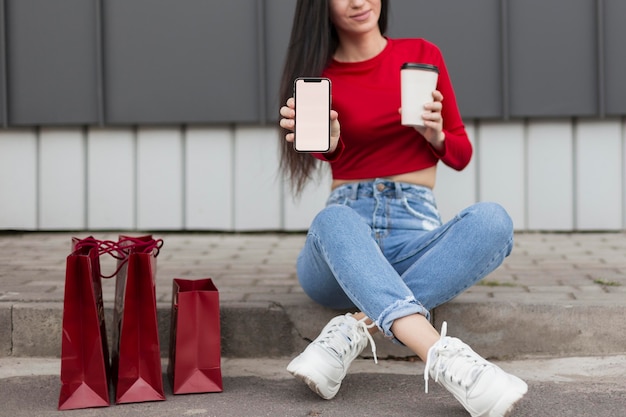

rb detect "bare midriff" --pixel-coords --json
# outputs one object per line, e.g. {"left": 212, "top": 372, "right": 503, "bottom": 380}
{"left": 331, "top": 165, "right": 437, "bottom": 190}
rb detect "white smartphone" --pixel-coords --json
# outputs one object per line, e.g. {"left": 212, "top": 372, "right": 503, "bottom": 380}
{"left": 294, "top": 77, "right": 331, "bottom": 152}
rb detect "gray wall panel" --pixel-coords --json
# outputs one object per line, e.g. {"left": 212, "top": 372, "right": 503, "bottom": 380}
{"left": 103, "top": 0, "right": 259, "bottom": 125}
{"left": 6, "top": 0, "right": 99, "bottom": 125}
{"left": 0, "top": 0, "right": 6, "bottom": 126}
{"left": 604, "top": 0, "right": 626, "bottom": 115}
{"left": 508, "top": 0, "right": 597, "bottom": 117}
{"left": 264, "top": 0, "right": 296, "bottom": 123}
{"left": 388, "top": 0, "right": 503, "bottom": 119}
{"left": 0, "top": 0, "right": 624, "bottom": 128}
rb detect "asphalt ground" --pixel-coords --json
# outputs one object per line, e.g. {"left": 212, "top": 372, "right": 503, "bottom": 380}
{"left": 1, "top": 356, "right": 625, "bottom": 417}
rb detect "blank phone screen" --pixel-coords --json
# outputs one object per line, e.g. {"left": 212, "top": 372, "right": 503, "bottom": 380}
{"left": 294, "top": 78, "right": 331, "bottom": 152}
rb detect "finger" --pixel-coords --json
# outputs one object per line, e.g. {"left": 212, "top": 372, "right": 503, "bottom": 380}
{"left": 432, "top": 90, "right": 444, "bottom": 102}
{"left": 422, "top": 120, "right": 441, "bottom": 130}
{"left": 285, "top": 132, "right": 294, "bottom": 143}
{"left": 286, "top": 97, "right": 295, "bottom": 108}
{"left": 423, "top": 101, "right": 443, "bottom": 112}
{"left": 279, "top": 118, "right": 295, "bottom": 131}
{"left": 422, "top": 112, "right": 443, "bottom": 123}
{"left": 280, "top": 105, "right": 295, "bottom": 119}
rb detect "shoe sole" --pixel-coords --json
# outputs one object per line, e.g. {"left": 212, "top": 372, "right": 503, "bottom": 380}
{"left": 287, "top": 359, "right": 340, "bottom": 400}
{"left": 485, "top": 377, "right": 528, "bottom": 417}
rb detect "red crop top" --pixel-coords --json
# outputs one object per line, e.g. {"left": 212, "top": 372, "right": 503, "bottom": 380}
{"left": 314, "top": 38, "right": 472, "bottom": 180}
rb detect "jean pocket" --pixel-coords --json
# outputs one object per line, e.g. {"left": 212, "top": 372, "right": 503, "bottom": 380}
{"left": 401, "top": 194, "right": 442, "bottom": 229}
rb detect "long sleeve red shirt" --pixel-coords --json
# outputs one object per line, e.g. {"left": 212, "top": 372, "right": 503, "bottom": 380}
{"left": 315, "top": 37, "right": 472, "bottom": 180}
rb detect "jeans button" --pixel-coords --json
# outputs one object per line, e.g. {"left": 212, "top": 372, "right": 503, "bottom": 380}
{"left": 376, "top": 183, "right": 385, "bottom": 192}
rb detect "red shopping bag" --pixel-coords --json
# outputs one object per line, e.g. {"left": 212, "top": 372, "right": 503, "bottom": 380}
{"left": 58, "top": 237, "right": 111, "bottom": 410}
{"left": 168, "top": 278, "right": 223, "bottom": 394}
{"left": 111, "top": 235, "right": 165, "bottom": 404}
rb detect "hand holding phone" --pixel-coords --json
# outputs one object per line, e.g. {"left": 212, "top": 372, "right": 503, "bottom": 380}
{"left": 294, "top": 77, "right": 331, "bottom": 153}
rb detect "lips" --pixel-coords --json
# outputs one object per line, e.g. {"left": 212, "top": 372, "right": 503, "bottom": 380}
{"left": 351, "top": 10, "right": 371, "bottom": 22}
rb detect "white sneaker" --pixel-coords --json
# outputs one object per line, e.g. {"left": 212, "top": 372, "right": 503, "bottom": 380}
{"left": 286, "top": 313, "right": 377, "bottom": 400}
{"left": 425, "top": 322, "right": 528, "bottom": 417}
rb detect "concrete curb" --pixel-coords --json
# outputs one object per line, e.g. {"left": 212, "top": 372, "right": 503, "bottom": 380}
{"left": 4, "top": 298, "right": 625, "bottom": 360}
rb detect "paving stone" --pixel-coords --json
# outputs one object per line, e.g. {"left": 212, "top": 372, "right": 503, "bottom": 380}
{"left": 0, "top": 304, "right": 11, "bottom": 356}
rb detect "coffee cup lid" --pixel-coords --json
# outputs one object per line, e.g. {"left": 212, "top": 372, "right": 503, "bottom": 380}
{"left": 401, "top": 63, "right": 439, "bottom": 73}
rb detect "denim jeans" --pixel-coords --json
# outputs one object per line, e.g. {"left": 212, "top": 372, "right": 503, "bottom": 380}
{"left": 296, "top": 179, "right": 514, "bottom": 340}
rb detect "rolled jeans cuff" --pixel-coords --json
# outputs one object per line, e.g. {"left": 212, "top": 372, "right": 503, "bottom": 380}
{"left": 376, "top": 296, "right": 430, "bottom": 343}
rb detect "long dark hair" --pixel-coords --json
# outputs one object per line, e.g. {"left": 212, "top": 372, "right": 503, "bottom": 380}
{"left": 278, "top": 0, "right": 389, "bottom": 195}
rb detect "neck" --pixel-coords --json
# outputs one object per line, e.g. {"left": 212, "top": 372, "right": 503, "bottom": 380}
{"left": 334, "top": 31, "right": 387, "bottom": 63}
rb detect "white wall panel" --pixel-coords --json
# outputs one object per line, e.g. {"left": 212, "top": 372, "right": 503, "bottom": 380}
{"left": 87, "top": 128, "right": 135, "bottom": 229}
{"left": 478, "top": 121, "right": 526, "bottom": 229}
{"left": 136, "top": 127, "right": 183, "bottom": 230}
{"left": 283, "top": 164, "right": 331, "bottom": 231}
{"left": 39, "top": 128, "right": 85, "bottom": 229}
{"left": 436, "top": 122, "right": 477, "bottom": 223}
{"left": 575, "top": 120, "right": 622, "bottom": 230}
{"left": 527, "top": 121, "right": 574, "bottom": 230}
{"left": 0, "top": 130, "right": 37, "bottom": 229}
{"left": 233, "top": 127, "right": 282, "bottom": 231}
{"left": 185, "top": 127, "right": 234, "bottom": 230}
{"left": 623, "top": 119, "right": 626, "bottom": 229}
{"left": 1, "top": 119, "right": 626, "bottom": 232}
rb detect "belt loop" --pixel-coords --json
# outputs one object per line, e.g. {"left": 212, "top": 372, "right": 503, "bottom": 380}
{"left": 349, "top": 183, "right": 359, "bottom": 200}
{"left": 394, "top": 182, "right": 404, "bottom": 199}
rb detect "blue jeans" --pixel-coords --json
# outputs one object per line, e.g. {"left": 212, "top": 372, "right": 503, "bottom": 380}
{"left": 296, "top": 179, "right": 514, "bottom": 341}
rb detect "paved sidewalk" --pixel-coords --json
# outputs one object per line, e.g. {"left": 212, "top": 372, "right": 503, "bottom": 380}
{"left": 1, "top": 231, "right": 625, "bottom": 359}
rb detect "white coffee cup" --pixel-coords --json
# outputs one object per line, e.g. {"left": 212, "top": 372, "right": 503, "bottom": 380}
{"left": 401, "top": 63, "right": 439, "bottom": 127}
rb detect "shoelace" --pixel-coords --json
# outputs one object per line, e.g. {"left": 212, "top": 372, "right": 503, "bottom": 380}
{"left": 424, "top": 321, "right": 488, "bottom": 393}
{"left": 356, "top": 317, "right": 378, "bottom": 364}
{"left": 320, "top": 315, "right": 378, "bottom": 364}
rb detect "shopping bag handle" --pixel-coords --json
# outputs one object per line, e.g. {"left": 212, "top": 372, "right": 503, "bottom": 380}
{"left": 72, "top": 236, "right": 164, "bottom": 279}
